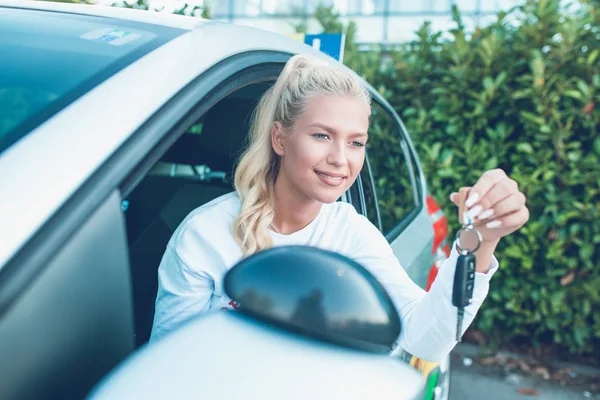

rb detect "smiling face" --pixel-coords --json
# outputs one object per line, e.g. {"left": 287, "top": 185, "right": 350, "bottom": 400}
{"left": 272, "top": 94, "right": 370, "bottom": 205}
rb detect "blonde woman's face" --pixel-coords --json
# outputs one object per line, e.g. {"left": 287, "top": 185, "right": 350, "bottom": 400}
{"left": 273, "top": 94, "right": 370, "bottom": 204}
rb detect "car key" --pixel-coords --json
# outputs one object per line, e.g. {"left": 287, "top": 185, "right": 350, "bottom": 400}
{"left": 452, "top": 250, "right": 476, "bottom": 341}
{"left": 453, "top": 187, "right": 481, "bottom": 342}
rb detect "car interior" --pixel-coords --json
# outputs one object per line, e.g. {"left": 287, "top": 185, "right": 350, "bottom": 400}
{"left": 123, "top": 81, "right": 271, "bottom": 347}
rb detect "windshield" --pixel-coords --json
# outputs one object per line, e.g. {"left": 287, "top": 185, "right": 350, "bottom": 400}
{"left": 0, "top": 7, "right": 186, "bottom": 154}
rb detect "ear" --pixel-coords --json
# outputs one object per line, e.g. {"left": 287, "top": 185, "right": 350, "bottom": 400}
{"left": 271, "top": 122, "right": 285, "bottom": 156}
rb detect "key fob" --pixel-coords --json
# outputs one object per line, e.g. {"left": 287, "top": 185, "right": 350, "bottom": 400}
{"left": 452, "top": 253, "right": 476, "bottom": 308}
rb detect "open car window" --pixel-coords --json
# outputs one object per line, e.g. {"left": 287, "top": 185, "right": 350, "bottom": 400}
{"left": 366, "top": 101, "right": 418, "bottom": 236}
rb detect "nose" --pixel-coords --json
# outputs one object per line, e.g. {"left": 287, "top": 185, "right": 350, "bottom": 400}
{"left": 326, "top": 141, "right": 347, "bottom": 168}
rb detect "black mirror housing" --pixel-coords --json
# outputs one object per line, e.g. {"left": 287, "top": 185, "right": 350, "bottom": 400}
{"left": 224, "top": 246, "right": 401, "bottom": 353}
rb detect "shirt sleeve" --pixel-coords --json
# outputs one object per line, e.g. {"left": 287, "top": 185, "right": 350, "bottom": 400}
{"left": 350, "top": 215, "right": 499, "bottom": 362}
{"left": 149, "top": 221, "right": 224, "bottom": 343}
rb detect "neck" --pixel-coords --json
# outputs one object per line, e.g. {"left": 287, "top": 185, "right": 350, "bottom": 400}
{"left": 272, "top": 172, "right": 322, "bottom": 235}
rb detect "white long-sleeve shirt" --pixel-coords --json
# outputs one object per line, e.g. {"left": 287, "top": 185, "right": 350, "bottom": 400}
{"left": 150, "top": 191, "right": 499, "bottom": 361}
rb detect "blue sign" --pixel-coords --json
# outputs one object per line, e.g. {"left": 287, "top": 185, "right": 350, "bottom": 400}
{"left": 303, "top": 33, "right": 346, "bottom": 62}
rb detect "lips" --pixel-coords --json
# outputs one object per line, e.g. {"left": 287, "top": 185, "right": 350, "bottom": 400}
{"left": 315, "top": 170, "right": 347, "bottom": 187}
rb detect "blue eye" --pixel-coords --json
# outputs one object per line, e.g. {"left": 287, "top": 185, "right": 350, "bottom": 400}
{"left": 351, "top": 141, "right": 365, "bottom": 148}
{"left": 313, "top": 133, "right": 330, "bottom": 140}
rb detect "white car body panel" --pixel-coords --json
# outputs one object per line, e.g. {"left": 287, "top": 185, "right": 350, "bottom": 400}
{"left": 90, "top": 312, "right": 425, "bottom": 400}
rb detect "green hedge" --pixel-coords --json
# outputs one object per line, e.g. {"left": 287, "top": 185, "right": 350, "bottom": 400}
{"left": 316, "top": 0, "right": 599, "bottom": 355}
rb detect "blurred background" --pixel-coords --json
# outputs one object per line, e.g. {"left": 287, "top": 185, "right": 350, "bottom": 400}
{"left": 102, "top": 0, "right": 525, "bottom": 44}
{"left": 44, "top": 0, "right": 600, "bottom": 382}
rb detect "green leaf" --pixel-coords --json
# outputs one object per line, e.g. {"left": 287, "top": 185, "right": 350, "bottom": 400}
{"left": 430, "top": 142, "right": 442, "bottom": 159}
{"left": 512, "top": 89, "right": 531, "bottom": 99}
{"left": 587, "top": 49, "right": 599, "bottom": 66}
{"left": 521, "top": 111, "right": 545, "bottom": 126}
{"left": 567, "top": 151, "right": 581, "bottom": 162}
{"left": 543, "top": 169, "right": 555, "bottom": 180}
{"left": 485, "top": 156, "right": 498, "bottom": 169}
{"left": 495, "top": 71, "right": 507, "bottom": 87}
{"left": 564, "top": 90, "right": 582, "bottom": 100}
{"left": 573, "top": 326, "right": 588, "bottom": 347}
{"left": 593, "top": 74, "right": 600, "bottom": 89}
{"left": 583, "top": 299, "right": 591, "bottom": 316}
{"left": 446, "top": 124, "right": 460, "bottom": 135}
{"left": 517, "top": 143, "right": 534, "bottom": 153}
{"left": 483, "top": 76, "right": 494, "bottom": 91}
{"left": 576, "top": 79, "right": 590, "bottom": 97}
{"left": 550, "top": 291, "right": 566, "bottom": 311}
{"left": 438, "top": 168, "right": 455, "bottom": 178}
{"left": 403, "top": 108, "right": 418, "bottom": 117}
{"left": 580, "top": 245, "right": 594, "bottom": 261}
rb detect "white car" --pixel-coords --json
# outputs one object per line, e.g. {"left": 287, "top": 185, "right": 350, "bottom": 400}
{"left": 0, "top": 1, "right": 452, "bottom": 399}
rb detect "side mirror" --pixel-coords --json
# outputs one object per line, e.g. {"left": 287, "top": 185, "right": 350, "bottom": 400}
{"left": 224, "top": 246, "right": 400, "bottom": 353}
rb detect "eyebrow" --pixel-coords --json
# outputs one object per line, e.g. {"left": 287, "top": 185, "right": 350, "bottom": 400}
{"left": 310, "top": 122, "right": 369, "bottom": 138}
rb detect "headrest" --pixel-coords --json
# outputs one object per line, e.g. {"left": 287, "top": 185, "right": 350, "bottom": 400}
{"left": 161, "top": 98, "right": 259, "bottom": 172}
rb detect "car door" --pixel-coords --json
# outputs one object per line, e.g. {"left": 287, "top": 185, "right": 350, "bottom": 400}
{"left": 357, "top": 98, "right": 434, "bottom": 287}
{"left": 0, "top": 9, "right": 191, "bottom": 399}
{"left": 0, "top": 190, "right": 134, "bottom": 400}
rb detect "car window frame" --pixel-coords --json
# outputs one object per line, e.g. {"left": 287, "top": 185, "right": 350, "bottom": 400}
{"left": 362, "top": 94, "right": 425, "bottom": 242}
{"left": 346, "top": 174, "right": 363, "bottom": 215}
{"left": 358, "top": 155, "right": 383, "bottom": 232}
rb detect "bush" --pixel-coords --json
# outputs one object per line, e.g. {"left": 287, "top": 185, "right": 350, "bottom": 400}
{"left": 315, "top": 0, "right": 600, "bottom": 355}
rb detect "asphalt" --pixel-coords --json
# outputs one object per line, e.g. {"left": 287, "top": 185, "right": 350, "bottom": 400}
{"left": 449, "top": 344, "right": 600, "bottom": 400}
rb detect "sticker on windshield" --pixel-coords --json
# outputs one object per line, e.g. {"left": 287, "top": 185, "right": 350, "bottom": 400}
{"left": 80, "top": 28, "right": 142, "bottom": 46}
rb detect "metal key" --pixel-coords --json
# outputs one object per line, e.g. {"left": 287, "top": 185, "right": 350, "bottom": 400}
{"left": 452, "top": 221, "right": 482, "bottom": 341}
{"left": 452, "top": 249, "right": 476, "bottom": 341}
{"left": 453, "top": 187, "right": 482, "bottom": 341}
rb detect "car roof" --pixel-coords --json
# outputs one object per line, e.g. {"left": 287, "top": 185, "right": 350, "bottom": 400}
{"left": 0, "top": 0, "right": 206, "bottom": 29}
{"left": 0, "top": 2, "right": 366, "bottom": 269}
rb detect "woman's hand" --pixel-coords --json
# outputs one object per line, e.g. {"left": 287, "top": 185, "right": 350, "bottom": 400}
{"left": 450, "top": 168, "right": 530, "bottom": 243}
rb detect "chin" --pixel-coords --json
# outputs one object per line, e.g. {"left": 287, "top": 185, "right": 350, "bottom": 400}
{"left": 309, "top": 189, "right": 347, "bottom": 204}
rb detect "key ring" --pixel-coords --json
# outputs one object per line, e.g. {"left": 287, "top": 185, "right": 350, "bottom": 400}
{"left": 455, "top": 224, "right": 483, "bottom": 254}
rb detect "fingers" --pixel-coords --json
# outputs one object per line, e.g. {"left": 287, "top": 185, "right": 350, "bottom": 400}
{"left": 493, "top": 191, "right": 526, "bottom": 218}
{"left": 465, "top": 169, "right": 509, "bottom": 208}
{"left": 476, "top": 205, "right": 529, "bottom": 230}
{"left": 505, "top": 206, "right": 530, "bottom": 229}
{"left": 465, "top": 170, "right": 521, "bottom": 218}
{"left": 474, "top": 192, "right": 527, "bottom": 227}
{"left": 446, "top": 169, "right": 529, "bottom": 240}
{"left": 450, "top": 168, "right": 528, "bottom": 231}
{"left": 474, "top": 188, "right": 525, "bottom": 221}
{"left": 449, "top": 192, "right": 459, "bottom": 205}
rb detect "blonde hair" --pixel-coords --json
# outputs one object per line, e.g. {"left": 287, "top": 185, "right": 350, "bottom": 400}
{"left": 233, "top": 54, "right": 371, "bottom": 255}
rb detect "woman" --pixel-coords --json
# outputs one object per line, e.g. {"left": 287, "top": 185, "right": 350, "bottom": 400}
{"left": 150, "top": 54, "right": 529, "bottom": 362}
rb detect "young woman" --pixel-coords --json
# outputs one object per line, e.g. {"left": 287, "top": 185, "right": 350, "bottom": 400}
{"left": 150, "top": 54, "right": 529, "bottom": 362}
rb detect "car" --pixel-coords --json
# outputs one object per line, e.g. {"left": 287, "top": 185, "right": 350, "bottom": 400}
{"left": 0, "top": 1, "right": 452, "bottom": 399}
